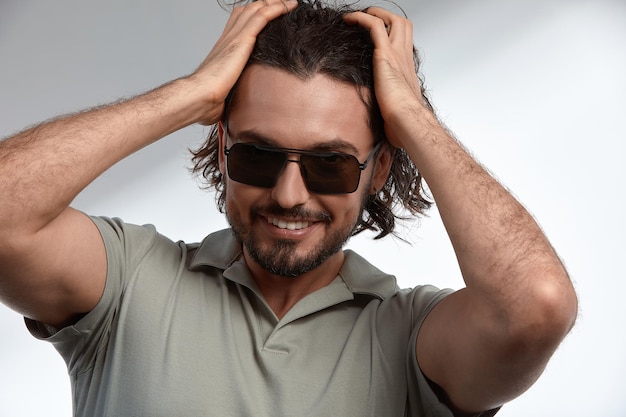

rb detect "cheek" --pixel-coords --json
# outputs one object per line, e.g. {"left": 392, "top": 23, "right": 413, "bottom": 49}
{"left": 224, "top": 190, "right": 239, "bottom": 218}
{"left": 326, "top": 193, "right": 365, "bottom": 223}
{"left": 224, "top": 180, "right": 263, "bottom": 216}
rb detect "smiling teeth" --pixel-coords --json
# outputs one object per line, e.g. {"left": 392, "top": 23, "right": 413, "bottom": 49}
{"left": 268, "top": 217, "right": 310, "bottom": 230}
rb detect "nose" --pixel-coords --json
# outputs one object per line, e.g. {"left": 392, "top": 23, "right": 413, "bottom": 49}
{"left": 270, "top": 159, "right": 310, "bottom": 208}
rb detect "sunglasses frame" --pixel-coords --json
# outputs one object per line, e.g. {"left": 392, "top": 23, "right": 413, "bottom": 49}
{"left": 223, "top": 132, "right": 382, "bottom": 194}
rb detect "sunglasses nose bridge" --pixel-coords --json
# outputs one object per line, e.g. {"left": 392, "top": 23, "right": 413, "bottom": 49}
{"left": 281, "top": 156, "right": 306, "bottom": 181}
{"left": 270, "top": 155, "right": 310, "bottom": 207}
{"left": 262, "top": 151, "right": 301, "bottom": 182}
{"left": 284, "top": 154, "right": 305, "bottom": 177}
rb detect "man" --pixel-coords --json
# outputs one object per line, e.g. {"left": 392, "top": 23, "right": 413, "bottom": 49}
{"left": 0, "top": 0, "right": 577, "bottom": 416}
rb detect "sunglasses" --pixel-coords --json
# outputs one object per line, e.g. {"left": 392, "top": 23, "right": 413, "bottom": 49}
{"left": 223, "top": 139, "right": 382, "bottom": 194}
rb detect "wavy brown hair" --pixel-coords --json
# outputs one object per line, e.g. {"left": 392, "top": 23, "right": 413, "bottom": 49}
{"left": 191, "top": 0, "right": 433, "bottom": 239}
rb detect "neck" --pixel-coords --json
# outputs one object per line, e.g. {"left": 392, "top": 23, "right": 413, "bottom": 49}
{"left": 244, "top": 250, "right": 345, "bottom": 319}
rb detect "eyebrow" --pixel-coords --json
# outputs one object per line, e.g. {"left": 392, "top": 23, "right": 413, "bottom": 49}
{"left": 228, "top": 128, "right": 361, "bottom": 155}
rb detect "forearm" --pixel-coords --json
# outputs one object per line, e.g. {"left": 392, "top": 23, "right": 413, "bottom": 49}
{"left": 401, "top": 105, "right": 576, "bottom": 328}
{"left": 0, "top": 77, "right": 207, "bottom": 236}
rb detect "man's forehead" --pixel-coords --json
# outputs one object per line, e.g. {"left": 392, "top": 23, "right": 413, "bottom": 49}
{"left": 232, "top": 64, "right": 371, "bottom": 107}
{"left": 226, "top": 65, "right": 374, "bottom": 152}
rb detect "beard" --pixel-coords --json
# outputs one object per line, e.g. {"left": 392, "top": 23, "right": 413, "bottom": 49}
{"left": 226, "top": 198, "right": 367, "bottom": 278}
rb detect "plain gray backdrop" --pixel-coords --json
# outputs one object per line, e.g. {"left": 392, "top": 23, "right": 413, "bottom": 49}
{"left": 1, "top": 0, "right": 625, "bottom": 416}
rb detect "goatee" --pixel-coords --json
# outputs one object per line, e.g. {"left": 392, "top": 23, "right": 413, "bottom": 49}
{"left": 227, "top": 204, "right": 356, "bottom": 278}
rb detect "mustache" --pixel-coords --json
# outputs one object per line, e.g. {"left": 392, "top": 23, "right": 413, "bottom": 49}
{"left": 253, "top": 203, "right": 332, "bottom": 223}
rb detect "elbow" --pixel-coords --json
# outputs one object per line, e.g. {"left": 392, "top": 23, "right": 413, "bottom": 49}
{"left": 536, "top": 263, "right": 578, "bottom": 333}
{"left": 510, "top": 266, "right": 579, "bottom": 352}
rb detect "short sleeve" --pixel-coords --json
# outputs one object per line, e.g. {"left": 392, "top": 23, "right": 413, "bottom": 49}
{"left": 25, "top": 216, "right": 160, "bottom": 376}
{"left": 405, "top": 285, "right": 501, "bottom": 417}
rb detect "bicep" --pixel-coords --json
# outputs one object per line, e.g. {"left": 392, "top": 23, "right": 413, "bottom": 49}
{"left": 0, "top": 208, "right": 107, "bottom": 328}
{"left": 416, "top": 288, "right": 548, "bottom": 414}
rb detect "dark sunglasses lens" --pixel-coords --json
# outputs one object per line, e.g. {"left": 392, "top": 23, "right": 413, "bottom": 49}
{"left": 301, "top": 153, "right": 360, "bottom": 194}
{"left": 227, "top": 144, "right": 285, "bottom": 188}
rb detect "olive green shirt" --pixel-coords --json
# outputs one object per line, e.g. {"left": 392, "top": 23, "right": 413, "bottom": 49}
{"left": 26, "top": 216, "right": 476, "bottom": 417}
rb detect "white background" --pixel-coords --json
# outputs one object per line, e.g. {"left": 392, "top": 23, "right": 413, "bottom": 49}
{"left": 1, "top": 0, "right": 625, "bottom": 415}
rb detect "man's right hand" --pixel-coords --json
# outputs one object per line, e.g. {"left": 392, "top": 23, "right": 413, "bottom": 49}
{"left": 189, "top": 0, "right": 298, "bottom": 125}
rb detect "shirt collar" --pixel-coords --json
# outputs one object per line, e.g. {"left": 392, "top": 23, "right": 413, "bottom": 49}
{"left": 188, "top": 228, "right": 398, "bottom": 300}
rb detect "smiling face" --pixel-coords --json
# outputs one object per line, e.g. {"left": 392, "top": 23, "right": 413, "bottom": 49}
{"left": 219, "top": 65, "right": 390, "bottom": 278}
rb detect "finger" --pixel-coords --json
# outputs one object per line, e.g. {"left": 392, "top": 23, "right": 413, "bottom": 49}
{"left": 227, "top": 0, "right": 298, "bottom": 34}
{"left": 198, "top": 0, "right": 298, "bottom": 88}
{"left": 366, "top": 7, "right": 414, "bottom": 44}
{"left": 364, "top": 7, "right": 395, "bottom": 32}
{"left": 344, "top": 9, "right": 414, "bottom": 55}
{"left": 343, "top": 11, "right": 391, "bottom": 46}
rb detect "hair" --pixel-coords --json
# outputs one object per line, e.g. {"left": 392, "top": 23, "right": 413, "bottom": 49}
{"left": 191, "top": 0, "right": 433, "bottom": 239}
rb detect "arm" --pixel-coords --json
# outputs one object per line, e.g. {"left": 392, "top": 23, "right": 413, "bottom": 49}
{"left": 345, "top": 8, "right": 578, "bottom": 414}
{"left": 0, "top": 0, "right": 298, "bottom": 328}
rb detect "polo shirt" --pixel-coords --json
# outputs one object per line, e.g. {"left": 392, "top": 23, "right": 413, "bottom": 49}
{"left": 26, "top": 216, "right": 466, "bottom": 416}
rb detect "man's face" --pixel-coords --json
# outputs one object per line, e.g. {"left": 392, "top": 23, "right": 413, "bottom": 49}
{"left": 219, "top": 65, "right": 389, "bottom": 277}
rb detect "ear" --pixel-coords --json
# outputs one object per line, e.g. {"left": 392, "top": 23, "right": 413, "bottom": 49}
{"left": 371, "top": 143, "right": 393, "bottom": 193}
{"left": 217, "top": 121, "right": 226, "bottom": 175}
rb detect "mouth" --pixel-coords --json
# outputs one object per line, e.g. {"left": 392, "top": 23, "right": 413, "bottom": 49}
{"left": 266, "top": 216, "right": 312, "bottom": 231}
